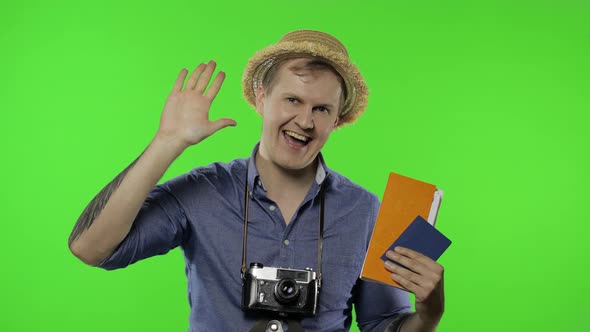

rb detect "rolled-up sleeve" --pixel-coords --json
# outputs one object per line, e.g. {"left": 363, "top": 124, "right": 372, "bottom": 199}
{"left": 97, "top": 185, "right": 190, "bottom": 270}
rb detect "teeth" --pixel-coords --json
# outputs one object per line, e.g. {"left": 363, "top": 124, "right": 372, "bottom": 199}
{"left": 285, "top": 131, "right": 310, "bottom": 142}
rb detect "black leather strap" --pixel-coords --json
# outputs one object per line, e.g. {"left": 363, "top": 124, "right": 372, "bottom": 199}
{"left": 241, "top": 160, "right": 325, "bottom": 284}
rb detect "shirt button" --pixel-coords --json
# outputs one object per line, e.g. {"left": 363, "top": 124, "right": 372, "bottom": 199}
{"left": 283, "top": 239, "right": 290, "bottom": 246}
{"left": 257, "top": 179, "right": 262, "bottom": 187}
{"left": 269, "top": 205, "right": 276, "bottom": 211}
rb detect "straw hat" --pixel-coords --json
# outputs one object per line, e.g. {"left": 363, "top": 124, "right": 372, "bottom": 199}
{"left": 242, "top": 30, "right": 368, "bottom": 127}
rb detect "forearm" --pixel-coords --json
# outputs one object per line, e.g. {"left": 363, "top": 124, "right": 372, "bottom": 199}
{"left": 68, "top": 136, "right": 185, "bottom": 265}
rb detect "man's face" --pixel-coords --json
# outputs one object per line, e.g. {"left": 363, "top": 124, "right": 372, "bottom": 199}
{"left": 255, "top": 58, "right": 342, "bottom": 173}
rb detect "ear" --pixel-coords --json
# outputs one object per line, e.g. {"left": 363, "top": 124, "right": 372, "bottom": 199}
{"left": 254, "top": 86, "right": 266, "bottom": 116}
{"left": 333, "top": 114, "right": 340, "bottom": 128}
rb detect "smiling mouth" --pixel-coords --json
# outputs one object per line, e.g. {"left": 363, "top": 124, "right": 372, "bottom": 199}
{"left": 283, "top": 130, "right": 311, "bottom": 146}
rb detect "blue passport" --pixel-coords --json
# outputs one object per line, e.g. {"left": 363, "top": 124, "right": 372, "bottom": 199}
{"left": 381, "top": 215, "right": 452, "bottom": 270}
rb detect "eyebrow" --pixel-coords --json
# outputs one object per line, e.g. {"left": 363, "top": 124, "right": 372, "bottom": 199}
{"left": 283, "top": 93, "right": 336, "bottom": 109}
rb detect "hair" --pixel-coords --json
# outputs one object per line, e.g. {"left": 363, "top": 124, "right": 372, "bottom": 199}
{"left": 261, "top": 57, "right": 347, "bottom": 115}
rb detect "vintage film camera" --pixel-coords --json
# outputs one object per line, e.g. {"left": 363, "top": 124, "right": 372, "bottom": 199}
{"left": 242, "top": 263, "right": 319, "bottom": 315}
{"left": 240, "top": 166, "right": 326, "bottom": 317}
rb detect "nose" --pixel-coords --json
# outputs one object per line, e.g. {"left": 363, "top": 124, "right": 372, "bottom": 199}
{"left": 295, "top": 107, "right": 314, "bottom": 130}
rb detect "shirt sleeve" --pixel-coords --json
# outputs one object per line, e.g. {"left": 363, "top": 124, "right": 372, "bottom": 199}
{"left": 354, "top": 280, "right": 413, "bottom": 331}
{"left": 354, "top": 193, "right": 413, "bottom": 332}
{"left": 96, "top": 184, "right": 190, "bottom": 270}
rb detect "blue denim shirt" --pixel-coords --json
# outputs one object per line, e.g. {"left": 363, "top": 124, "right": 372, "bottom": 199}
{"left": 98, "top": 144, "right": 411, "bottom": 331}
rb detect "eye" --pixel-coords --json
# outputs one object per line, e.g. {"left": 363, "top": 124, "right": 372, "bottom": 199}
{"left": 314, "top": 106, "right": 329, "bottom": 113}
{"left": 286, "top": 97, "right": 297, "bottom": 103}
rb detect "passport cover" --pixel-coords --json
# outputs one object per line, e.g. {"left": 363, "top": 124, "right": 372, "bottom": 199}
{"left": 360, "top": 172, "right": 446, "bottom": 289}
{"left": 380, "top": 215, "right": 451, "bottom": 270}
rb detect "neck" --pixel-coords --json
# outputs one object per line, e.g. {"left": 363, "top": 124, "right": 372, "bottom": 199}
{"left": 254, "top": 151, "right": 318, "bottom": 199}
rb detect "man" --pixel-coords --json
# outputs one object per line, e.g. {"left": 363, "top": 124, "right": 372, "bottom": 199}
{"left": 68, "top": 30, "right": 445, "bottom": 331}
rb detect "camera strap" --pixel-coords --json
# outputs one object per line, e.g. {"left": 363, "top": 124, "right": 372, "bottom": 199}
{"left": 241, "top": 160, "right": 326, "bottom": 288}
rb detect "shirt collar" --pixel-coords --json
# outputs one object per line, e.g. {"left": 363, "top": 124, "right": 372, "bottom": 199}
{"left": 246, "top": 142, "right": 329, "bottom": 193}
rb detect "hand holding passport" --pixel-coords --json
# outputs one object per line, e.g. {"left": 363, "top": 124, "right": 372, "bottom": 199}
{"left": 360, "top": 172, "right": 452, "bottom": 290}
{"left": 380, "top": 215, "right": 451, "bottom": 270}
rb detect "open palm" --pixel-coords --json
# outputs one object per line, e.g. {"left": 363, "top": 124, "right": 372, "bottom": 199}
{"left": 157, "top": 60, "right": 236, "bottom": 148}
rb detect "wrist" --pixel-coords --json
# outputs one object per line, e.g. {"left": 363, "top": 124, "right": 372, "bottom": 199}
{"left": 152, "top": 134, "right": 188, "bottom": 157}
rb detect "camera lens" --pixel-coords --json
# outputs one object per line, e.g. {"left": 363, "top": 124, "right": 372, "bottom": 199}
{"left": 274, "top": 278, "right": 300, "bottom": 304}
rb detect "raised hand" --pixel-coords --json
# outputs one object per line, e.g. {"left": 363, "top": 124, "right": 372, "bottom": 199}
{"left": 156, "top": 60, "right": 236, "bottom": 150}
{"left": 384, "top": 246, "right": 445, "bottom": 327}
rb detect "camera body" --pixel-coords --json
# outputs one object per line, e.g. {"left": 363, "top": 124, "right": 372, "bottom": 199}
{"left": 242, "top": 263, "right": 319, "bottom": 316}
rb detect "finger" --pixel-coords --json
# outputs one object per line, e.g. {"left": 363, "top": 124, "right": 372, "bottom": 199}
{"left": 208, "top": 118, "right": 237, "bottom": 134}
{"left": 186, "top": 63, "right": 207, "bottom": 90}
{"left": 385, "top": 250, "right": 432, "bottom": 277}
{"left": 390, "top": 273, "right": 430, "bottom": 301}
{"left": 194, "top": 60, "right": 217, "bottom": 93}
{"left": 205, "top": 71, "right": 225, "bottom": 100}
{"left": 394, "top": 247, "right": 444, "bottom": 275}
{"left": 172, "top": 68, "right": 188, "bottom": 92}
{"left": 387, "top": 265, "right": 432, "bottom": 301}
{"left": 384, "top": 260, "right": 425, "bottom": 285}
{"left": 385, "top": 257, "right": 442, "bottom": 299}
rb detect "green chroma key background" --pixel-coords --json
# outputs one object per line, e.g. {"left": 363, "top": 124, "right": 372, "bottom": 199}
{"left": 1, "top": 0, "right": 588, "bottom": 331}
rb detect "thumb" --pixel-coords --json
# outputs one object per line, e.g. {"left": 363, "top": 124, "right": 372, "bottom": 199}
{"left": 209, "top": 118, "right": 237, "bottom": 133}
